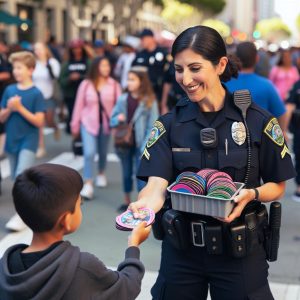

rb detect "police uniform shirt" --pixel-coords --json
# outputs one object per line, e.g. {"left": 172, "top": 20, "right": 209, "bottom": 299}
{"left": 138, "top": 90, "right": 296, "bottom": 187}
{"left": 132, "top": 47, "right": 168, "bottom": 94}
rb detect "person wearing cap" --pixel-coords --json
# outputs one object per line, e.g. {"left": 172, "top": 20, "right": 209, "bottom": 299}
{"left": 128, "top": 26, "right": 295, "bottom": 299}
{"left": 94, "top": 40, "right": 105, "bottom": 57}
{"left": 58, "top": 39, "right": 90, "bottom": 133}
{"left": 132, "top": 28, "right": 169, "bottom": 106}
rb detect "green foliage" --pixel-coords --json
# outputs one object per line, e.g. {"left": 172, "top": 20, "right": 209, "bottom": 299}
{"left": 202, "top": 19, "right": 230, "bottom": 37}
{"left": 180, "top": 0, "right": 226, "bottom": 14}
{"left": 255, "top": 18, "right": 291, "bottom": 41}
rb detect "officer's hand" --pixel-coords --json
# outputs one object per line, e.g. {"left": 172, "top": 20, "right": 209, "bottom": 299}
{"left": 221, "top": 189, "right": 255, "bottom": 223}
{"left": 128, "top": 198, "right": 150, "bottom": 219}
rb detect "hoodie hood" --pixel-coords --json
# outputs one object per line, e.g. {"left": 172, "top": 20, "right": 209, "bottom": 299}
{"left": 0, "top": 241, "right": 80, "bottom": 300}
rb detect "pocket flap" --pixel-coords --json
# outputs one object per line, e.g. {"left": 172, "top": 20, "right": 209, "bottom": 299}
{"left": 219, "top": 149, "right": 247, "bottom": 169}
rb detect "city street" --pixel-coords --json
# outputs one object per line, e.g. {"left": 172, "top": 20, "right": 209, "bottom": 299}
{"left": 1, "top": 127, "right": 300, "bottom": 299}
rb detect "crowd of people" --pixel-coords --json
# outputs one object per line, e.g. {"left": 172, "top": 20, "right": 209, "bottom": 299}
{"left": 0, "top": 25, "right": 299, "bottom": 299}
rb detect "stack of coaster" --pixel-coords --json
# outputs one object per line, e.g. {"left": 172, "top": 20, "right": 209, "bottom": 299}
{"left": 206, "top": 171, "right": 237, "bottom": 199}
{"left": 115, "top": 208, "right": 155, "bottom": 231}
{"left": 170, "top": 171, "right": 206, "bottom": 195}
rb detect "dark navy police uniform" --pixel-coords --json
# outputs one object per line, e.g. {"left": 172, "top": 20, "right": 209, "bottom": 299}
{"left": 132, "top": 47, "right": 168, "bottom": 101}
{"left": 137, "top": 90, "right": 296, "bottom": 300}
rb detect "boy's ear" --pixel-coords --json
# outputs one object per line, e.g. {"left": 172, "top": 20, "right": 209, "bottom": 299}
{"left": 57, "top": 212, "right": 72, "bottom": 232}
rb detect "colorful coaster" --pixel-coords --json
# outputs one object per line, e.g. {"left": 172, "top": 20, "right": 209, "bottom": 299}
{"left": 115, "top": 208, "right": 155, "bottom": 231}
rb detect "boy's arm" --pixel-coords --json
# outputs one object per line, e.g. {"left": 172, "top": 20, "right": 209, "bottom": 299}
{"left": 0, "top": 107, "right": 12, "bottom": 123}
{"left": 7, "top": 96, "right": 44, "bottom": 128}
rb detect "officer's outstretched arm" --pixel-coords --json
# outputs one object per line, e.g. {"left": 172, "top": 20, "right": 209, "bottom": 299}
{"left": 129, "top": 177, "right": 168, "bottom": 219}
{"left": 223, "top": 181, "right": 285, "bottom": 223}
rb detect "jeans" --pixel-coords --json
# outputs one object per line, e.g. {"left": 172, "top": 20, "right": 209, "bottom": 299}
{"left": 116, "top": 146, "right": 146, "bottom": 193}
{"left": 81, "top": 125, "right": 110, "bottom": 181}
{"left": 7, "top": 149, "right": 36, "bottom": 180}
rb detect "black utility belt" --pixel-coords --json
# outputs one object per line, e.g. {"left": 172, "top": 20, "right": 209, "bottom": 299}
{"left": 160, "top": 204, "right": 271, "bottom": 259}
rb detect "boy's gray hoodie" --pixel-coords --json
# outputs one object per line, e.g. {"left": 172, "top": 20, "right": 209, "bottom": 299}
{"left": 0, "top": 241, "right": 145, "bottom": 300}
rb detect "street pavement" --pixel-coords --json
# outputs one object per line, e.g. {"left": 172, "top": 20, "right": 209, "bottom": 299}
{"left": 0, "top": 126, "right": 300, "bottom": 299}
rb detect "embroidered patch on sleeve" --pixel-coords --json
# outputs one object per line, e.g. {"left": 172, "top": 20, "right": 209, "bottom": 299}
{"left": 142, "top": 148, "right": 150, "bottom": 160}
{"left": 146, "top": 121, "right": 166, "bottom": 148}
{"left": 281, "top": 144, "right": 291, "bottom": 159}
{"left": 263, "top": 117, "right": 284, "bottom": 146}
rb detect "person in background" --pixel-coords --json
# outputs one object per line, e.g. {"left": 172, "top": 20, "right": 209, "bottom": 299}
{"left": 269, "top": 48, "right": 299, "bottom": 102}
{"left": 114, "top": 36, "right": 139, "bottom": 90}
{"left": 0, "top": 51, "right": 45, "bottom": 231}
{"left": 71, "top": 56, "right": 121, "bottom": 199}
{"left": 0, "top": 163, "right": 151, "bottom": 300}
{"left": 0, "top": 40, "right": 13, "bottom": 159}
{"left": 226, "top": 41, "right": 287, "bottom": 131}
{"left": 110, "top": 66, "right": 159, "bottom": 212}
{"left": 59, "top": 39, "right": 90, "bottom": 133}
{"left": 33, "top": 42, "right": 61, "bottom": 158}
{"left": 255, "top": 48, "right": 271, "bottom": 78}
{"left": 132, "top": 28, "right": 169, "bottom": 107}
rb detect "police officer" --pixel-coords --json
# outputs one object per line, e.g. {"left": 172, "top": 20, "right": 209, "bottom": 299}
{"left": 132, "top": 28, "right": 168, "bottom": 104}
{"left": 129, "top": 26, "right": 296, "bottom": 300}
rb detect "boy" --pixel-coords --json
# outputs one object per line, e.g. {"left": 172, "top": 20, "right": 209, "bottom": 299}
{"left": 0, "top": 51, "right": 45, "bottom": 231}
{"left": 0, "top": 163, "right": 151, "bottom": 300}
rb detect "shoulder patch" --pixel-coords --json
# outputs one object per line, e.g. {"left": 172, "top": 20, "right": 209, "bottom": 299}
{"left": 264, "top": 117, "right": 284, "bottom": 146}
{"left": 146, "top": 120, "right": 166, "bottom": 148}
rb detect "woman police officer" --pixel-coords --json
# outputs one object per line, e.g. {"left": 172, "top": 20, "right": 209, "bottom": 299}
{"left": 129, "top": 26, "right": 296, "bottom": 300}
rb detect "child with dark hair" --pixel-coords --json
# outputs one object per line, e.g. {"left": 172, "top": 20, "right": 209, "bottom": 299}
{"left": 0, "top": 163, "right": 150, "bottom": 300}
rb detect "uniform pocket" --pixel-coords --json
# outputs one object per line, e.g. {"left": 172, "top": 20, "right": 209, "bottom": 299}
{"left": 173, "top": 151, "right": 202, "bottom": 172}
{"left": 151, "top": 276, "right": 166, "bottom": 300}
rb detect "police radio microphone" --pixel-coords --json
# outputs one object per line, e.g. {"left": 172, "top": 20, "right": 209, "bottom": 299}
{"left": 267, "top": 201, "right": 281, "bottom": 262}
{"left": 233, "top": 90, "right": 252, "bottom": 185}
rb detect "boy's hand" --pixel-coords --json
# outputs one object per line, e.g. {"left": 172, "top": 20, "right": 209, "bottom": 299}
{"left": 128, "top": 221, "right": 151, "bottom": 247}
{"left": 7, "top": 96, "right": 22, "bottom": 111}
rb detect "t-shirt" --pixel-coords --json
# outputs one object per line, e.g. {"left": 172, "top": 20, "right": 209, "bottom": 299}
{"left": 1, "top": 84, "right": 45, "bottom": 153}
{"left": 225, "top": 73, "right": 286, "bottom": 118}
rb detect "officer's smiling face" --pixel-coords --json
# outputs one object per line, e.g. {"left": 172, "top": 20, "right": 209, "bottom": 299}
{"left": 174, "top": 48, "right": 227, "bottom": 103}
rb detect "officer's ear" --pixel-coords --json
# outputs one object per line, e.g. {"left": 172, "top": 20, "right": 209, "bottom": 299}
{"left": 217, "top": 56, "right": 228, "bottom": 76}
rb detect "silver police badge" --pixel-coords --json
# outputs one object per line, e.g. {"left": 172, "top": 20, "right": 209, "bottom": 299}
{"left": 231, "top": 122, "right": 246, "bottom": 146}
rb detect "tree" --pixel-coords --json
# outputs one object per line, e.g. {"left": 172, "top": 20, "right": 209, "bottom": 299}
{"left": 296, "top": 14, "right": 300, "bottom": 33}
{"left": 179, "top": 0, "right": 226, "bottom": 15}
{"left": 202, "top": 19, "right": 230, "bottom": 37}
{"left": 255, "top": 18, "right": 291, "bottom": 43}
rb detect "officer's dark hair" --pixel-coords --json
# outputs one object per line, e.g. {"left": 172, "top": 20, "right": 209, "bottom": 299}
{"left": 171, "top": 25, "right": 240, "bottom": 82}
{"left": 12, "top": 163, "right": 83, "bottom": 232}
{"left": 236, "top": 41, "right": 257, "bottom": 69}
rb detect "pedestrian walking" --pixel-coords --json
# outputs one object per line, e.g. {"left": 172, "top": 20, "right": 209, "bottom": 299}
{"left": 110, "top": 66, "right": 159, "bottom": 212}
{"left": 59, "top": 39, "right": 90, "bottom": 133}
{"left": 269, "top": 48, "right": 299, "bottom": 102}
{"left": 130, "top": 26, "right": 296, "bottom": 300}
{"left": 71, "top": 56, "right": 121, "bottom": 199}
{"left": 33, "top": 42, "right": 61, "bottom": 158}
{"left": 0, "top": 51, "right": 45, "bottom": 231}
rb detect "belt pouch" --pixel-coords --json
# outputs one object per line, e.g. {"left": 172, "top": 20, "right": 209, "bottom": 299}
{"left": 205, "top": 225, "right": 223, "bottom": 255}
{"left": 230, "top": 224, "right": 247, "bottom": 258}
{"left": 162, "top": 209, "right": 189, "bottom": 251}
{"left": 152, "top": 208, "right": 165, "bottom": 240}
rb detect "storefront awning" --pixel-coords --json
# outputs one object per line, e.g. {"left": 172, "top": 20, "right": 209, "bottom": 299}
{"left": 0, "top": 10, "right": 31, "bottom": 26}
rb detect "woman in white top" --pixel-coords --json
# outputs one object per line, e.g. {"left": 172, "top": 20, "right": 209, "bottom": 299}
{"left": 33, "top": 42, "right": 61, "bottom": 157}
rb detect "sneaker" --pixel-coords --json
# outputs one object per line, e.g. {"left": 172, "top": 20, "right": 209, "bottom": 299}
{"left": 5, "top": 213, "right": 27, "bottom": 232}
{"left": 36, "top": 147, "right": 46, "bottom": 158}
{"left": 292, "top": 192, "right": 300, "bottom": 202}
{"left": 80, "top": 183, "right": 94, "bottom": 200}
{"left": 95, "top": 174, "right": 107, "bottom": 188}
